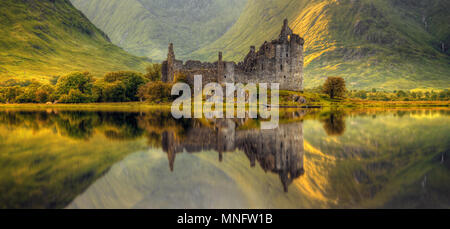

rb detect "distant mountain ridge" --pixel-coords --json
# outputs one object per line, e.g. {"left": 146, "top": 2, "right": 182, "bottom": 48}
{"left": 70, "top": 0, "right": 247, "bottom": 61}
{"left": 7, "top": 0, "right": 448, "bottom": 90}
{"left": 191, "top": 0, "right": 450, "bottom": 90}
{"left": 0, "top": 0, "right": 150, "bottom": 81}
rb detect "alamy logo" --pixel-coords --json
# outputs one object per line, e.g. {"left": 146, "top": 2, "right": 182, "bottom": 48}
{"left": 171, "top": 75, "right": 280, "bottom": 130}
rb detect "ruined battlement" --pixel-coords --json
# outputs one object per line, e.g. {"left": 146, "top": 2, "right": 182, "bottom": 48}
{"left": 162, "top": 19, "right": 304, "bottom": 91}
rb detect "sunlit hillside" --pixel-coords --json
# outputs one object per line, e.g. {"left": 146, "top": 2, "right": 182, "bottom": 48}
{"left": 0, "top": 0, "right": 150, "bottom": 82}
{"left": 191, "top": 0, "right": 450, "bottom": 90}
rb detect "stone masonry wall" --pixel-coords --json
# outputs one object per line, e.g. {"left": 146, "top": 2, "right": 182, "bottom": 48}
{"left": 162, "top": 19, "right": 304, "bottom": 91}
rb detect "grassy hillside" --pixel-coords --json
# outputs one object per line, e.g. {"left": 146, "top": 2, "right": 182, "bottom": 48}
{"left": 0, "top": 0, "right": 150, "bottom": 82}
{"left": 191, "top": 0, "right": 450, "bottom": 90}
{"left": 70, "top": 0, "right": 247, "bottom": 61}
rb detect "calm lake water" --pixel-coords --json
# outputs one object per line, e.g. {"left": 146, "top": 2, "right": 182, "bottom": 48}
{"left": 0, "top": 108, "right": 449, "bottom": 209}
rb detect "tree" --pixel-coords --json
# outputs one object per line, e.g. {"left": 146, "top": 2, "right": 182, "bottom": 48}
{"left": 56, "top": 72, "right": 94, "bottom": 96}
{"left": 1, "top": 86, "right": 22, "bottom": 103}
{"left": 144, "top": 64, "right": 162, "bottom": 81}
{"left": 354, "top": 90, "right": 367, "bottom": 99}
{"left": 138, "top": 81, "right": 172, "bottom": 103}
{"left": 15, "top": 80, "right": 42, "bottom": 103}
{"left": 174, "top": 72, "right": 189, "bottom": 84}
{"left": 59, "top": 89, "right": 93, "bottom": 103}
{"left": 35, "top": 84, "right": 56, "bottom": 103}
{"left": 322, "top": 77, "right": 346, "bottom": 99}
{"left": 396, "top": 90, "right": 407, "bottom": 98}
{"left": 102, "top": 81, "right": 127, "bottom": 102}
{"left": 103, "top": 71, "right": 148, "bottom": 101}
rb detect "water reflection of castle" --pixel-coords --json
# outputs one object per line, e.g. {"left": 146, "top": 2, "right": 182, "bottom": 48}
{"left": 162, "top": 119, "right": 305, "bottom": 192}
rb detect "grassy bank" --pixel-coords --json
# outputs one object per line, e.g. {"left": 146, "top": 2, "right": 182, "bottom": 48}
{"left": 0, "top": 100, "right": 448, "bottom": 111}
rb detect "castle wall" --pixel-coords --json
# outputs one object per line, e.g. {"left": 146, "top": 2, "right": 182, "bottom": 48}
{"left": 162, "top": 19, "right": 304, "bottom": 91}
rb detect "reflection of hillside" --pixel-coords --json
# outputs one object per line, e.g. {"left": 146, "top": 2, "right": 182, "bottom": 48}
{"left": 1, "top": 108, "right": 448, "bottom": 208}
{"left": 0, "top": 111, "right": 148, "bottom": 209}
{"left": 303, "top": 110, "right": 450, "bottom": 208}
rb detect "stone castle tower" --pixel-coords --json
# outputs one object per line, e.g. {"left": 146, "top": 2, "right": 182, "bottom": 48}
{"left": 162, "top": 19, "right": 304, "bottom": 91}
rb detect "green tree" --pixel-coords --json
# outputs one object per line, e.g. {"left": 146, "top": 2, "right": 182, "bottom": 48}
{"left": 56, "top": 72, "right": 94, "bottom": 96}
{"left": 355, "top": 90, "right": 367, "bottom": 99}
{"left": 144, "top": 64, "right": 162, "bottom": 81}
{"left": 322, "top": 77, "right": 346, "bottom": 99}
{"left": 15, "top": 80, "right": 42, "bottom": 103}
{"left": 174, "top": 72, "right": 189, "bottom": 84}
{"left": 103, "top": 71, "right": 148, "bottom": 101}
{"left": 396, "top": 90, "right": 407, "bottom": 98}
{"left": 35, "top": 84, "right": 56, "bottom": 103}
{"left": 59, "top": 89, "right": 93, "bottom": 103}
{"left": 4, "top": 86, "right": 23, "bottom": 103}
{"left": 102, "top": 82, "right": 127, "bottom": 102}
{"left": 138, "top": 81, "right": 173, "bottom": 103}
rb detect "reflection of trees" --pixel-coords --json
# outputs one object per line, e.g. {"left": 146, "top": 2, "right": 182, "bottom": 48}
{"left": 0, "top": 110, "right": 196, "bottom": 144}
{"left": 98, "top": 112, "right": 144, "bottom": 141}
{"left": 0, "top": 110, "right": 150, "bottom": 141}
{"left": 137, "top": 111, "right": 193, "bottom": 147}
{"left": 322, "top": 111, "right": 346, "bottom": 136}
{"left": 55, "top": 111, "right": 98, "bottom": 140}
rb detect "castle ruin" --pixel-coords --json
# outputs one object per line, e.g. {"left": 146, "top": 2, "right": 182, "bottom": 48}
{"left": 162, "top": 19, "right": 305, "bottom": 91}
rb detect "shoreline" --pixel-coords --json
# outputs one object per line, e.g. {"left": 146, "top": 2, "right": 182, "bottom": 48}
{"left": 0, "top": 100, "right": 448, "bottom": 110}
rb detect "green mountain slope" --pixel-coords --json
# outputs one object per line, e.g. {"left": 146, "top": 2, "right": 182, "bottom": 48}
{"left": 0, "top": 0, "right": 149, "bottom": 81}
{"left": 191, "top": 0, "right": 450, "bottom": 90}
{"left": 70, "top": 0, "right": 247, "bottom": 61}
